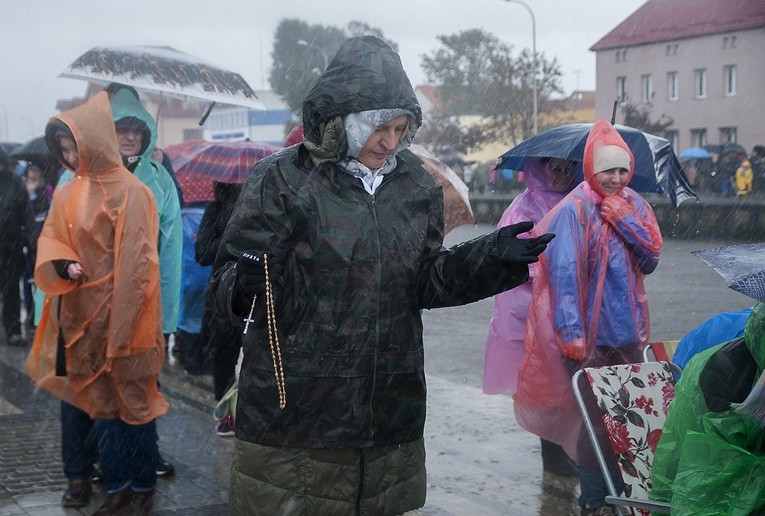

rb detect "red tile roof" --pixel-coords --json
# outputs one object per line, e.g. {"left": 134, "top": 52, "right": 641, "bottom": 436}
{"left": 550, "top": 90, "right": 595, "bottom": 111}
{"left": 415, "top": 85, "right": 443, "bottom": 111}
{"left": 590, "top": 0, "right": 765, "bottom": 51}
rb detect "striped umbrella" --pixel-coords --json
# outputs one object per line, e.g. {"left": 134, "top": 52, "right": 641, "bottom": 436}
{"left": 165, "top": 139, "right": 279, "bottom": 203}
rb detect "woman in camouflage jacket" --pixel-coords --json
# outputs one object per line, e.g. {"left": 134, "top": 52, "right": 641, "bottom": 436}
{"left": 211, "top": 35, "right": 553, "bottom": 515}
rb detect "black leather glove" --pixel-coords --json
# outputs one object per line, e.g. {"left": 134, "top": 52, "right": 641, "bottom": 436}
{"left": 235, "top": 251, "right": 268, "bottom": 302}
{"left": 496, "top": 221, "right": 555, "bottom": 264}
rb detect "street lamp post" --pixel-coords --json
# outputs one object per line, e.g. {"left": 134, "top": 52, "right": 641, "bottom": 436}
{"left": 0, "top": 102, "right": 9, "bottom": 140}
{"left": 503, "top": 0, "right": 538, "bottom": 134}
{"left": 297, "top": 40, "right": 329, "bottom": 71}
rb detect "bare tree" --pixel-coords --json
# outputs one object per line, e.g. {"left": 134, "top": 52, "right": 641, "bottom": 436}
{"left": 418, "top": 29, "right": 564, "bottom": 151}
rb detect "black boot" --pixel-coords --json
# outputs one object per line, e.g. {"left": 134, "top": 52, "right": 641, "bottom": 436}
{"left": 156, "top": 450, "right": 175, "bottom": 477}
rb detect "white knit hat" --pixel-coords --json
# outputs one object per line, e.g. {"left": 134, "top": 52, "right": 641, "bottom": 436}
{"left": 593, "top": 144, "right": 631, "bottom": 174}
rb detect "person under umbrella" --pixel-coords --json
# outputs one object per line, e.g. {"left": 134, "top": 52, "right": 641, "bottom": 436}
{"left": 195, "top": 181, "right": 244, "bottom": 436}
{"left": 483, "top": 157, "right": 579, "bottom": 477}
{"left": 514, "top": 120, "right": 663, "bottom": 515}
{"left": 209, "top": 35, "right": 554, "bottom": 515}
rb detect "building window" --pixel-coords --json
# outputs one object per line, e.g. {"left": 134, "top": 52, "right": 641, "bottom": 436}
{"left": 641, "top": 74, "right": 653, "bottom": 104}
{"left": 665, "top": 130, "right": 679, "bottom": 153}
{"left": 731, "top": 36, "right": 737, "bottom": 48}
{"left": 690, "top": 128, "right": 707, "bottom": 148}
{"left": 723, "top": 36, "right": 728, "bottom": 49}
{"left": 616, "top": 76, "right": 627, "bottom": 103}
{"left": 667, "top": 72, "right": 678, "bottom": 101}
{"left": 724, "top": 65, "right": 737, "bottom": 96}
{"left": 666, "top": 44, "right": 678, "bottom": 56}
{"left": 720, "top": 127, "right": 737, "bottom": 144}
{"left": 694, "top": 69, "right": 707, "bottom": 99}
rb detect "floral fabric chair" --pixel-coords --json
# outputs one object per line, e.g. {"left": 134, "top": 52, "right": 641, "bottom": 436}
{"left": 574, "top": 361, "right": 677, "bottom": 515}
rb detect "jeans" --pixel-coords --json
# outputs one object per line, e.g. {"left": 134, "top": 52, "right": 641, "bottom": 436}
{"left": 60, "top": 401, "right": 99, "bottom": 481}
{"left": 95, "top": 418, "right": 158, "bottom": 493}
{"left": 579, "top": 466, "right": 623, "bottom": 510}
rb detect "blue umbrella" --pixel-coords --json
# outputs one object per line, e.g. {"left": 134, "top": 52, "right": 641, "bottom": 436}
{"left": 497, "top": 123, "right": 697, "bottom": 207}
{"left": 679, "top": 147, "right": 712, "bottom": 161}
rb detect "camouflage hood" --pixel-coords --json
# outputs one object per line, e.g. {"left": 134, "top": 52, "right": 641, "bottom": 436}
{"left": 301, "top": 36, "right": 422, "bottom": 167}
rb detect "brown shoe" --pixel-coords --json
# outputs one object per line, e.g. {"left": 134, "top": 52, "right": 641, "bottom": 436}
{"left": 131, "top": 489, "right": 155, "bottom": 515}
{"left": 92, "top": 485, "right": 133, "bottom": 515}
{"left": 62, "top": 479, "right": 92, "bottom": 508}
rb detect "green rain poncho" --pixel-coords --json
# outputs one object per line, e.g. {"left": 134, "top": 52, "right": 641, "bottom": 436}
{"left": 650, "top": 303, "right": 765, "bottom": 515}
{"left": 109, "top": 89, "right": 182, "bottom": 334}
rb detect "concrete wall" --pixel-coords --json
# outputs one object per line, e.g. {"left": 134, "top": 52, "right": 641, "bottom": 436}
{"left": 470, "top": 193, "right": 765, "bottom": 242}
{"left": 594, "top": 27, "right": 765, "bottom": 152}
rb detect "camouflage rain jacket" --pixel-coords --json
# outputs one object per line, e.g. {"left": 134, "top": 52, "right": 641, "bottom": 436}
{"left": 212, "top": 36, "right": 529, "bottom": 450}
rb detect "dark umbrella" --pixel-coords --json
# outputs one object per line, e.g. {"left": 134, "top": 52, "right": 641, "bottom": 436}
{"left": 692, "top": 242, "right": 765, "bottom": 303}
{"left": 165, "top": 139, "right": 279, "bottom": 204}
{"left": 9, "top": 135, "right": 51, "bottom": 163}
{"left": 497, "top": 123, "right": 696, "bottom": 207}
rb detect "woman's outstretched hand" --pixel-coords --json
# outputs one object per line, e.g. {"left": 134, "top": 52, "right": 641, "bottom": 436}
{"left": 496, "top": 221, "right": 555, "bottom": 264}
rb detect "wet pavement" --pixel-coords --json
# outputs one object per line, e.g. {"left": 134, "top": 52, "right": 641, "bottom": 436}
{"left": 0, "top": 225, "right": 753, "bottom": 515}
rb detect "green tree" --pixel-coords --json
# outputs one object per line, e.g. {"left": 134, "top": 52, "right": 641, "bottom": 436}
{"left": 269, "top": 19, "right": 345, "bottom": 116}
{"left": 344, "top": 21, "right": 398, "bottom": 51}
{"left": 419, "top": 29, "right": 564, "bottom": 152}
{"left": 270, "top": 19, "right": 397, "bottom": 117}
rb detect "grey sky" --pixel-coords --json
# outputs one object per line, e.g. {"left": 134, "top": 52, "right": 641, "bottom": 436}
{"left": 1, "top": 0, "right": 644, "bottom": 142}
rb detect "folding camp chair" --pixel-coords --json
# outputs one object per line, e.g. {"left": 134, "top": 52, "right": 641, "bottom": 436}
{"left": 642, "top": 340, "right": 680, "bottom": 364}
{"left": 573, "top": 361, "right": 678, "bottom": 515}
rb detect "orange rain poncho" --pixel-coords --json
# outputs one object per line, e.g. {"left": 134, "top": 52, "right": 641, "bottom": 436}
{"left": 513, "top": 121, "right": 662, "bottom": 461}
{"left": 25, "top": 92, "right": 168, "bottom": 425}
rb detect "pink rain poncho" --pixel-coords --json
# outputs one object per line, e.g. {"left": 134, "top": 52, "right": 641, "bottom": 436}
{"left": 484, "top": 158, "right": 577, "bottom": 395}
{"left": 513, "top": 121, "right": 663, "bottom": 461}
